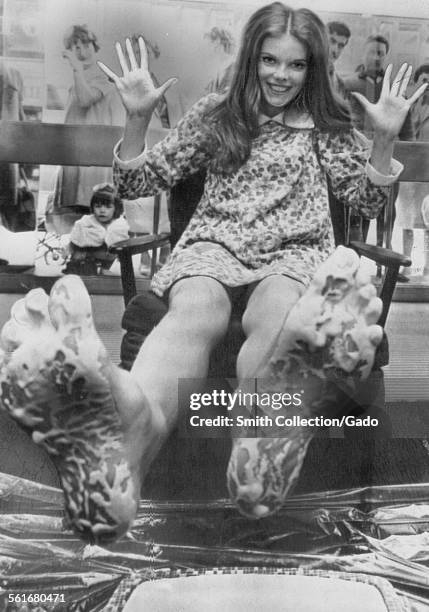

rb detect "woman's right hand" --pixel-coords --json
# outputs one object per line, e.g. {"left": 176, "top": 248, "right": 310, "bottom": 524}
{"left": 97, "top": 37, "right": 177, "bottom": 119}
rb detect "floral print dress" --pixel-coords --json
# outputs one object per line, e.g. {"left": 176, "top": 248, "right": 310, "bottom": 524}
{"left": 113, "top": 94, "right": 401, "bottom": 297}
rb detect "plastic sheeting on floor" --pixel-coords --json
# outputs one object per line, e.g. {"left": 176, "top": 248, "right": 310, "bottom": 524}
{"left": 1, "top": 472, "right": 429, "bottom": 611}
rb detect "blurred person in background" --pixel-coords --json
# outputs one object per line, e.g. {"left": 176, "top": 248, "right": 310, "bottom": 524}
{"left": 396, "top": 64, "right": 429, "bottom": 279}
{"left": 326, "top": 21, "right": 350, "bottom": 98}
{"left": 0, "top": 60, "right": 25, "bottom": 231}
{"left": 52, "top": 25, "right": 124, "bottom": 230}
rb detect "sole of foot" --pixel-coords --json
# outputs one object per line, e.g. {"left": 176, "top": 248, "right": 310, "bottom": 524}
{"left": 227, "top": 246, "right": 383, "bottom": 519}
{"left": 0, "top": 276, "right": 154, "bottom": 544}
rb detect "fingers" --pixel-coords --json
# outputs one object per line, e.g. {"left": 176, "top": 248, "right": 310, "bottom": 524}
{"left": 126, "top": 38, "right": 138, "bottom": 71}
{"left": 380, "top": 64, "right": 393, "bottom": 98}
{"left": 116, "top": 41, "right": 130, "bottom": 75}
{"left": 398, "top": 65, "right": 412, "bottom": 97}
{"left": 138, "top": 36, "right": 149, "bottom": 70}
{"left": 97, "top": 61, "right": 119, "bottom": 85}
{"left": 350, "top": 90, "right": 369, "bottom": 111}
{"left": 408, "top": 82, "right": 428, "bottom": 106}
{"left": 390, "top": 62, "right": 409, "bottom": 97}
{"left": 385, "top": 62, "right": 427, "bottom": 106}
{"left": 115, "top": 37, "right": 149, "bottom": 75}
{"left": 157, "top": 77, "right": 178, "bottom": 97}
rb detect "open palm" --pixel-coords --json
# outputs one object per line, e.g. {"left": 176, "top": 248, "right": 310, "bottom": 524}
{"left": 97, "top": 37, "right": 176, "bottom": 118}
{"left": 352, "top": 63, "right": 428, "bottom": 138}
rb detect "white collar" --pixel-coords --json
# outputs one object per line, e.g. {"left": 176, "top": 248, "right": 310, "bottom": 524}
{"left": 258, "top": 109, "right": 314, "bottom": 129}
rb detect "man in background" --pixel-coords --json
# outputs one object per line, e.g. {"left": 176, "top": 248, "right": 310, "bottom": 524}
{"left": 343, "top": 35, "right": 414, "bottom": 139}
{"left": 412, "top": 64, "right": 429, "bottom": 140}
{"left": 327, "top": 21, "right": 351, "bottom": 98}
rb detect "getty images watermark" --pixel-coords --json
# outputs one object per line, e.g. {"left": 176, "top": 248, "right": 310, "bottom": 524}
{"left": 178, "top": 379, "right": 383, "bottom": 438}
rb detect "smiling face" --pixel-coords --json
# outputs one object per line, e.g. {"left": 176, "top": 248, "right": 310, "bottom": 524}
{"left": 258, "top": 33, "right": 308, "bottom": 117}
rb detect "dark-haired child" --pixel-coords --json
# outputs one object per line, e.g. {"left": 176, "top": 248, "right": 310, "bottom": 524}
{"left": 65, "top": 183, "right": 128, "bottom": 274}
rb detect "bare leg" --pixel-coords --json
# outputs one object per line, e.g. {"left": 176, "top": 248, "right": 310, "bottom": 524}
{"left": 0, "top": 275, "right": 230, "bottom": 543}
{"left": 228, "top": 246, "right": 383, "bottom": 519}
{"left": 236, "top": 275, "right": 305, "bottom": 380}
{"left": 401, "top": 228, "right": 413, "bottom": 277}
{"left": 131, "top": 277, "right": 231, "bottom": 428}
{"left": 423, "top": 230, "right": 429, "bottom": 277}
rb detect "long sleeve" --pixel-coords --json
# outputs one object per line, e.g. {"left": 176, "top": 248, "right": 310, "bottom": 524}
{"left": 315, "top": 129, "right": 403, "bottom": 219}
{"left": 113, "top": 94, "right": 220, "bottom": 200}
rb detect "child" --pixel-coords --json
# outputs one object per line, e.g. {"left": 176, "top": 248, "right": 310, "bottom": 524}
{"left": 64, "top": 182, "right": 129, "bottom": 274}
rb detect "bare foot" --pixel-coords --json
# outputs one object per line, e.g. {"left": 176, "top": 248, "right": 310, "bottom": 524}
{"left": 227, "top": 246, "right": 383, "bottom": 519}
{"left": 0, "top": 276, "right": 163, "bottom": 544}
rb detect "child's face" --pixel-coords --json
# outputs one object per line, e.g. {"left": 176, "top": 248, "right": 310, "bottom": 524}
{"left": 93, "top": 201, "right": 115, "bottom": 225}
{"left": 258, "top": 33, "right": 308, "bottom": 118}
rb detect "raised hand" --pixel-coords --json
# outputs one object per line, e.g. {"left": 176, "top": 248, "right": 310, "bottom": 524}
{"left": 97, "top": 37, "right": 177, "bottom": 118}
{"left": 351, "top": 63, "right": 428, "bottom": 139}
{"left": 62, "top": 49, "right": 82, "bottom": 72}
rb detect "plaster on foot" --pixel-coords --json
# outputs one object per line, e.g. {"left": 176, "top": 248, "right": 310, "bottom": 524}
{"left": 227, "top": 246, "right": 383, "bottom": 519}
{"left": 0, "top": 276, "right": 158, "bottom": 544}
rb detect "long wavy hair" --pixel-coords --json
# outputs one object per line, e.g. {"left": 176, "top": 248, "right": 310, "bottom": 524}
{"left": 204, "top": 2, "right": 351, "bottom": 174}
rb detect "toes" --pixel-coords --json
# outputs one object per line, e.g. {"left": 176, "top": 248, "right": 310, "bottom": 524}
{"left": 0, "top": 280, "right": 144, "bottom": 544}
{"left": 1, "top": 289, "right": 52, "bottom": 352}
{"left": 362, "top": 295, "right": 383, "bottom": 326}
{"left": 368, "top": 324, "right": 383, "bottom": 346}
{"left": 312, "top": 245, "right": 360, "bottom": 297}
{"left": 24, "top": 287, "right": 50, "bottom": 321}
{"left": 48, "top": 275, "right": 93, "bottom": 330}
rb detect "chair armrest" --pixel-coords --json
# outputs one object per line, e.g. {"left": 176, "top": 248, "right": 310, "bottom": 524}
{"left": 109, "top": 232, "right": 171, "bottom": 257}
{"left": 349, "top": 241, "right": 411, "bottom": 268}
{"left": 109, "top": 232, "right": 171, "bottom": 306}
{"left": 349, "top": 241, "right": 410, "bottom": 328}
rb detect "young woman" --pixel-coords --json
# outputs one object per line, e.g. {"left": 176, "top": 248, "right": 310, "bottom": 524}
{"left": 0, "top": 3, "right": 426, "bottom": 543}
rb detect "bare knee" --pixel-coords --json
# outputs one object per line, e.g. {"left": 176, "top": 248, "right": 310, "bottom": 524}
{"left": 237, "top": 277, "right": 304, "bottom": 379}
{"left": 168, "top": 277, "right": 231, "bottom": 340}
{"left": 242, "top": 276, "right": 304, "bottom": 338}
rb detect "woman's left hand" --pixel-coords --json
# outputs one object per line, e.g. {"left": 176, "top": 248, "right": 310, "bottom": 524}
{"left": 351, "top": 63, "right": 428, "bottom": 139}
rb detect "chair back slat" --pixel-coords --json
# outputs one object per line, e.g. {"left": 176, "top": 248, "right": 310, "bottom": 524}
{"left": 0, "top": 121, "right": 123, "bottom": 166}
